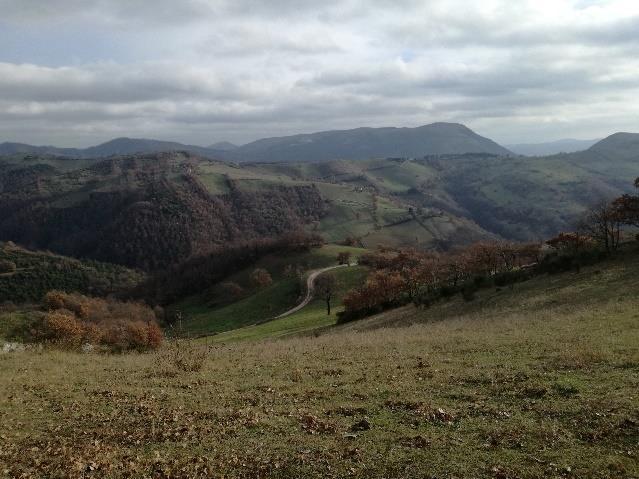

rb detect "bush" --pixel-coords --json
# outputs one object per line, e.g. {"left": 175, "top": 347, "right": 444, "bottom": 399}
{"left": 221, "top": 281, "right": 244, "bottom": 299}
{"left": 250, "top": 268, "right": 273, "bottom": 288}
{"left": 0, "top": 260, "right": 16, "bottom": 274}
{"left": 461, "top": 284, "right": 477, "bottom": 302}
{"left": 42, "top": 310, "right": 84, "bottom": 346}
{"left": 337, "top": 252, "right": 352, "bottom": 265}
{"left": 156, "top": 339, "right": 208, "bottom": 375}
{"left": 35, "top": 291, "right": 163, "bottom": 352}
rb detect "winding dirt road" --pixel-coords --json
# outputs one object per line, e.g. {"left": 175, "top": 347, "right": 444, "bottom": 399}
{"left": 274, "top": 264, "right": 349, "bottom": 319}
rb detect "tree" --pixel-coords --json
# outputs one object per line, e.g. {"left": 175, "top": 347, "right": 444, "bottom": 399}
{"left": 337, "top": 251, "right": 352, "bottom": 265}
{"left": 578, "top": 201, "right": 623, "bottom": 252}
{"left": 613, "top": 178, "right": 639, "bottom": 228}
{"left": 546, "top": 232, "right": 591, "bottom": 254}
{"left": 221, "top": 281, "right": 244, "bottom": 299}
{"left": 315, "top": 273, "right": 338, "bottom": 315}
{"left": 250, "top": 268, "right": 273, "bottom": 288}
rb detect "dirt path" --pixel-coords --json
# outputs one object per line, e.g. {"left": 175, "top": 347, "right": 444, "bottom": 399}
{"left": 274, "top": 264, "right": 349, "bottom": 319}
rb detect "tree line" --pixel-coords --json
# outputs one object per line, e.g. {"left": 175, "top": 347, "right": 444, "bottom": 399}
{"left": 339, "top": 176, "right": 639, "bottom": 322}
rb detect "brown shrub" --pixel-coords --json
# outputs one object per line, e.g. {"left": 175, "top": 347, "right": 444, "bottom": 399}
{"left": 44, "top": 290, "right": 90, "bottom": 318}
{"left": 156, "top": 339, "right": 207, "bottom": 375}
{"left": 42, "top": 310, "right": 84, "bottom": 345}
{"left": 38, "top": 291, "right": 163, "bottom": 352}
{"left": 44, "top": 290, "right": 67, "bottom": 310}
{"left": 146, "top": 322, "right": 164, "bottom": 349}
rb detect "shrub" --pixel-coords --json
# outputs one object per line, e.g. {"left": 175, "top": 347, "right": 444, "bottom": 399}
{"left": 461, "top": 285, "right": 477, "bottom": 302}
{"left": 250, "top": 268, "right": 273, "bottom": 288}
{"left": 44, "top": 290, "right": 90, "bottom": 318}
{"left": 0, "top": 260, "right": 17, "bottom": 274}
{"left": 221, "top": 281, "right": 244, "bottom": 299}
{"left": 42, "top": 310, "right": 84, "bottom": 346}
{"left": 36, "top": 291, "right": 163, "bottom": 352}
{"left": 0, "top": 300, "right": 16, "bottom": 312}
{"left": 156, "top": 339, "right": 208, "bottom": 375}
{"left": 337, "top": 252, "right": 352, "bottom": 265}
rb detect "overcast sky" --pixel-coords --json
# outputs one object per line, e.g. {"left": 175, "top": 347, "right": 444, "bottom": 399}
{"left": 1, "top": 0, "right": 638, "bottom": 147}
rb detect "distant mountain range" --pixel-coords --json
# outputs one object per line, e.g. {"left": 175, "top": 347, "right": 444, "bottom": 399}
{"left": 208, "top": 141, "right": 238, "bottom": 151}
{"left": 225, "top": 123, "right": 512, "bottom": 162}
{"left": 0, "top": 137, "right": 221, "bottom": 159}
{"left": 506, "top": 138, "right": 600, "bottom": 156}
{"left": 0, "top": 123, "right": 512, "bottom": 162}
{"left": 3, "top": 125, "right": 635, "bottom": 167}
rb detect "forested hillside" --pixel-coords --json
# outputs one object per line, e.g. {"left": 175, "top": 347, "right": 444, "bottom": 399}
{"left": 0, "top": 132, "right": 636, "bottom": 272}
{"left": 0, "top": 153, "right": 327, "bottom": 270}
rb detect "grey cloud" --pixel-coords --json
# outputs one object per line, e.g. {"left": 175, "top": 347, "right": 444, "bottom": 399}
{"left": 0, "top": 0, "right": 638, "bottom": 146}
{"left": 0, "top": 63, "right": 262, "bottom": 103}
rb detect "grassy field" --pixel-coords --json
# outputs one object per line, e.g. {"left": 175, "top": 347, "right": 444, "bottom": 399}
{"left": 171, "top": 245, "right": 367, "bottom": 336}
{"left": 1, "top": 251, "right": 637, "bottom": 478}
{"left": 211, "top": 265, "right": 368, "bottom": 342}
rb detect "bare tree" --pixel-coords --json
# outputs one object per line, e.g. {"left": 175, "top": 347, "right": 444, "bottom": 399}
{"left": 315, "top": 273, "right": 338, "bottom": 316}
{"left": 578, "top": 201, "right": 622, "bottom": 252}
{"left": 337, "top": 251, "right": 352, "bottom": 265}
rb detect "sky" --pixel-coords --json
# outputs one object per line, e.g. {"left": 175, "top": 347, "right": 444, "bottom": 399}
{"left": 0, "top": 0, "right": 638, "bottom": 147}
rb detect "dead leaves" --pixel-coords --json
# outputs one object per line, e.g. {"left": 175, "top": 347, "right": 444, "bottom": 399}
{"left": 384, "top": 400, "right": 456, "bottom": 424}
{"left": 299, "top": 414, "right": 337, "bottom": 434}
{"left": 349, "top": 418, "right": 371, "bottom": 432}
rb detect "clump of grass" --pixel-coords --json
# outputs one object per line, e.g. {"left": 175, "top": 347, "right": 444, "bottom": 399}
{"left": 551, "top": 345, "right": 609, "bottom": 370}
{"left": 154, "top": 338, "right": 209, "bottom": 376}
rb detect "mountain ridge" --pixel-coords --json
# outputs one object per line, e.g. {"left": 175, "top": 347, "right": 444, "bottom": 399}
{"left": 506, "top": 138, "right": 600, "bottom": 156}
{"left": 0, "top": 123, "right": 513, "bottom": 162}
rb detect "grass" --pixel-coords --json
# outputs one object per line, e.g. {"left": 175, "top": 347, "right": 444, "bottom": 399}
{"left": 0, "top": 310, "right": 37, "bottom": 340}
{"left": 211, "top": 265, "right": 369, "bottom": 342}
{"left": 1, "top": 250, "right": 637, "bottom": 478}
{"left": 171, "top": 245, "right": 368, "bottom": 336}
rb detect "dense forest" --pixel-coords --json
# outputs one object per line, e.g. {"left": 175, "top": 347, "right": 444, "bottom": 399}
{"left": 0, "top": 154, "right": 327, "bottom": 271}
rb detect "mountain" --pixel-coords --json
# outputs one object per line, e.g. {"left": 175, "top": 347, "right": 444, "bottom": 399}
{"left": 227, "top": 122, "right": 512, "bottom": 163}
{"left": 81, "top": 137, "right": 218, "bottom": 158}
{"left": 507, "top": 138, "right": 600, "bottom": 156}
{"left": 585, "top": 132, "right": 639, "bottom": 161}
{"left": 208, "top": 141, "right": 239, "bottom": 151}
{"left": 0, "top": 142, "right": 82, "bottom": 157}
{"left": 0, "top": 138, "right": 223, "bottom": 159}
{"left": 1, "top": 124, "right": 511, "bottom": 163}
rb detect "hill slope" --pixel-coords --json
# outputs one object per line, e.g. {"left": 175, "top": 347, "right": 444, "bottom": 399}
{"left": 0, "top": 138, "right": 227, "bottom": 159}
{"left": 0, "top": 242, "right": 143, "bottom": 304}
{"left": 0, "top": 153, "right": 327, "bottom": 270}
{"left": 229, "top": 122, "right": 512, "bottom": 163}
{"left": 1, "top": 247, "right": 637, "bottom": 477}
{"left": 0, "top": 131, "right": 636, "bottom": 269}
{"left": 506, "top": 138, "right": 599, "bottom": 156}
{"left": 1, "top": 123, "right": 510, "bottom": 162}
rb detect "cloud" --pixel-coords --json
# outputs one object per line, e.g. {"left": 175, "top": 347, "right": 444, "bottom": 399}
{"left": 0, "top": 0, "right": 638, "bottom": 146}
